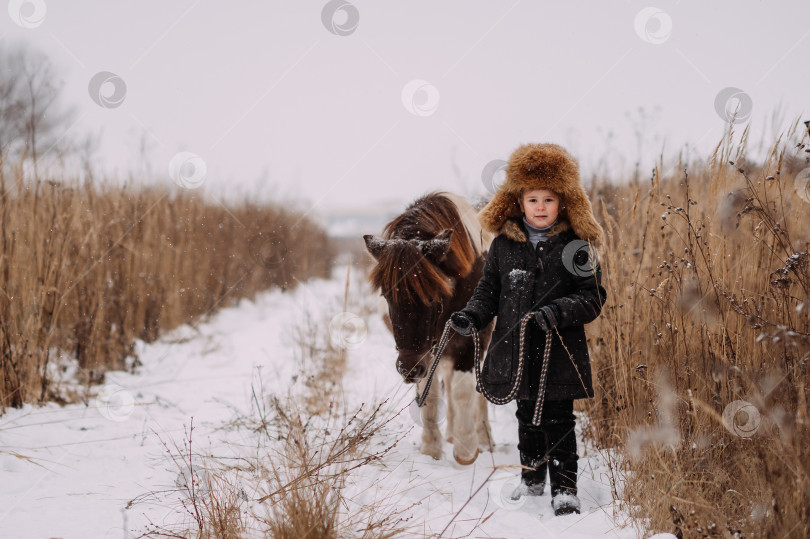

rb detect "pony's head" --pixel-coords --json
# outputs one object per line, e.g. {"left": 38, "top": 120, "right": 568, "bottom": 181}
{"left": 364, "top": 229, "right": 455, "bottom": 382}
{"left": 364, "top": 193, "right": 479, "bottom": 383}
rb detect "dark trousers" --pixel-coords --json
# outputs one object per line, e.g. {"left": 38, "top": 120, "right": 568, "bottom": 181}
{"left": 515, "top": 399, "right": 578, "bottom": 495}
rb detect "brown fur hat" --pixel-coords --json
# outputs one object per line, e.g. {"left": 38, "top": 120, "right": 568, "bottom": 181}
{"left": 478, "top": 143, "right": 603, "bottom": 247}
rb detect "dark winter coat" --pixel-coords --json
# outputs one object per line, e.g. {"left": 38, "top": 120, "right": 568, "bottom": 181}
{"left": 459, "top": 219, "right": 607, "bottom": 401}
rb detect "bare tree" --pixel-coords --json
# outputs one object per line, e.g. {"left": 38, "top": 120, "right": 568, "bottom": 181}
{"left": 0, "top": 44, "right": 75, "bottom": 176}
{"left": 0, "top": 53, "right": 26, "bottom": 154}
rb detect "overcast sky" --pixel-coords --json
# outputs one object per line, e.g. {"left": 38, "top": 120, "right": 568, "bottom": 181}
{"left": 2, "top": 0, "right": 808, "bottom": 214}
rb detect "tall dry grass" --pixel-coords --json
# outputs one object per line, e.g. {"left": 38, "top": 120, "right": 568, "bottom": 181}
{"left": 136, "top": 275, "right": 408, "bottom": 538}
{"left": 0, "top": 156, "right": 332, "bottom": 412}
{"left": 141, "top": 397, "right": 407, "bottom": 538}
{"left": 584, "top": 121, "right": 810, "bottom": 538}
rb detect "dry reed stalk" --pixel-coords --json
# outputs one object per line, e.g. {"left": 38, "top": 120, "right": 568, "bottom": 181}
{"left": 0, "top": 159, "right": 332, "bottom": 412}
{"left": 140, "top": 420, "right": 249, "bottom": 538}
{"left": 139, "top": 391, "right": 408, "bottom": 537}
{"left": 133, "top": 280, "right": 407, "bottom": 538}
{"left": 584, "top": 121, "right": 810, "bottom": 538}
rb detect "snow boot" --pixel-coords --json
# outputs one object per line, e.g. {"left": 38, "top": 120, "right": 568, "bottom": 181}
{"left": 510, "top": 453, "right": 546, "bottom": 500}
{"left": 549, "top": 455, "right": 579, "bottom": 515}
{"left": 551, "top": 489, "right": 581, "bottom": 515}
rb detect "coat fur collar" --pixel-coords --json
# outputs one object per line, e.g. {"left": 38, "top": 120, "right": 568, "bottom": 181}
{"left": 500, "top": 217, "right": 571, "bottom": 243}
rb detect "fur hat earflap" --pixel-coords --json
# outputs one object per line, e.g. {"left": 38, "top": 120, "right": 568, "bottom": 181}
{"left": 478, "top": 143, "right": 603, "bottom": 247}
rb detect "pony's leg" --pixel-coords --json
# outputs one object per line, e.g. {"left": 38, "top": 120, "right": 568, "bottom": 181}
{"left": 415, "top": 377, "right": 443, "bottom": 460}
{"left": 475, "top": 393, "right": 494, "bottom": 451}
{"left": 450, "top": 369, "right": 479, "bottom": 465}
{"left": 438, "top": 358, "right": 455, "bottom": 442}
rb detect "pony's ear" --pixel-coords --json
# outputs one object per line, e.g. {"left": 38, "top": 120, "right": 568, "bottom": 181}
{"left": 421, "top": 229, "right": 453, "bottom": 265}
{"left": 363, "top": 235, "right": 386, "bottom": 260}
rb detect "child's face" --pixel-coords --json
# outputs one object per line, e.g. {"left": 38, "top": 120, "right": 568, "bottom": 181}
{"left": 520, "top": 189, "right": 561, "bottom": 229}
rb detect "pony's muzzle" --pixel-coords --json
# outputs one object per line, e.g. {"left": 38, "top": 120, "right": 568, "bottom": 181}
{"left": 396, "top": 351, "right": 429, "bottom": 383}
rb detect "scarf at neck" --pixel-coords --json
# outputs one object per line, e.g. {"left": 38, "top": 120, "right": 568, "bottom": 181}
{"left": 522, "top": 217, "right": 556, "bottom": 248}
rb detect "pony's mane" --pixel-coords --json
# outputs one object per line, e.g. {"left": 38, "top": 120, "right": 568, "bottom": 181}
{"left": 369, "top": 192, "right": 477, "bottom": 306}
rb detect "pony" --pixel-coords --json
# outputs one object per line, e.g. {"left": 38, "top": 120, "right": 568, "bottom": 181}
{"left": 363, "top": 192, "right": 494, "bottom": 464}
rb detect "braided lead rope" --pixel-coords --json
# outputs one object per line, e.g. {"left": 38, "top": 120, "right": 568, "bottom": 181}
{"left": 417, "top": 314, "right": 554, "bottom": 428}
{"left": 531, "top": 329, "right": 553, "bottom": 426}
{"left": 473, "top": 313, "right": 533, "bottom": 405}
{"left": 472, "top": 312, "right": 553, "bottom": 426}
{"left": 415, "top": 321, "right": 454, "bottom": 407}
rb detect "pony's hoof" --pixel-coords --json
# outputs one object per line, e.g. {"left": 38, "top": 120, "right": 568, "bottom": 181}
{"left": 477, "top": 435, "right": 494, "bottom": 451}
{"left": 420, "top": 445, "right": 443, "bottom": 460}
{"left": 453, "top": 448, "right": 479, "bottom": 466}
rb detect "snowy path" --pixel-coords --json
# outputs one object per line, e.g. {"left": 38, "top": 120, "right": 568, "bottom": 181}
{"left": 0, "top": 269, "right": 642, "bottom": 538}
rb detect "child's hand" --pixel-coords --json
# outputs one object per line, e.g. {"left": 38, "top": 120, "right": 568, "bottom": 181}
{"left": 450, "top": 312, "right": 475, "bottom": 336}
{"left": 534, "top": 306, "right": 558, "bottom": 331}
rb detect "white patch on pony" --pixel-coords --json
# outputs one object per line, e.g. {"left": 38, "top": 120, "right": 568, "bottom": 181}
{"left": 449, "top": 370, "right": 481, "bottom": 463}
{"left": 476, "top": 389, "right": 493, "bottom": 450}
{"left": 438, "top": 358, "right": 455, "bottom": 441}
{"left": 438, "top": 192, "right": 494, "bottom": 256}
{"left": 415, "top": 377, "right": 444, "bottom": 460}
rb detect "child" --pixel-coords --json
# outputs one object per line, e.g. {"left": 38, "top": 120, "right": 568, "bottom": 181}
{"left": 449, "top": 143, "right": 606, "bottom": 516}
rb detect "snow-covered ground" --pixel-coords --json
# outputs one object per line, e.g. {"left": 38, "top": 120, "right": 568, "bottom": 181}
{"left": 0, "top": 267, "right": 649, "bottom": 538}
